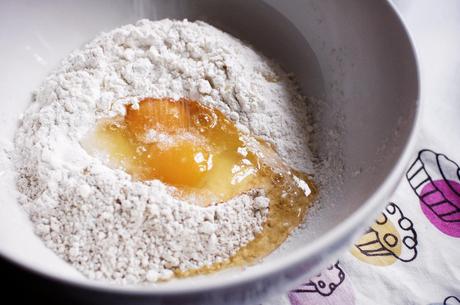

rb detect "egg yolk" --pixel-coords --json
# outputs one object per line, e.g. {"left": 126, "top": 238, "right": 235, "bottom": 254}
{"left": 143, "top": 141, "right": 212, "bottom": 187}
{"left": 83, "top": 98, "right": 260, "bottom": 204}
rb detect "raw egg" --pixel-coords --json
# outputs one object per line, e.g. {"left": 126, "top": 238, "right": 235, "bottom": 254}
{"left": 82, "top": 97, "right": 316, "bottom": 273}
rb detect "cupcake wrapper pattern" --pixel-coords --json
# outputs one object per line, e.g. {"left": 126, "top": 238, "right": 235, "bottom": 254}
{"left": 291, "top": 262, "right": 345, "bottom": 296}
{"left": 288, "top": 262, "right": 355, "bottom": 305}
{"left": 353, "top": 203, "right": 418, "bottom": 264}
{"left": 407, "top": 149, "right": 460, "bottom": 223}
{"left": 444, "top": 296, "right": 460, "bottom": 305}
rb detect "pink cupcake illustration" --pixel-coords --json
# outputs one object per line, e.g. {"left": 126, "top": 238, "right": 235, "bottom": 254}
{"left": 288, "top": 262, "right": 355, "bottom": 305}
{"left": 406, "top": 149, "right": 460, "bottom": 237}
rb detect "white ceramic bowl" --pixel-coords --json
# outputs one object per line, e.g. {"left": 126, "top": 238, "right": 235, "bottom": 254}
{"left": 0, "top": 0, "right": 419, "bottom": 304}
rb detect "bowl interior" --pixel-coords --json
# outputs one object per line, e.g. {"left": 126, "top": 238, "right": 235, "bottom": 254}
{"left": 0, "top": 0, "right": 418, "bottom": 290}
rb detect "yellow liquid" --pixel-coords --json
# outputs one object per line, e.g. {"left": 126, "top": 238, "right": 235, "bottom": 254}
{"left": 176, "top": 168, "right": 316, "bottom": 277}
{"left": 82, "top": 98, "right": 316, "bottom": 274}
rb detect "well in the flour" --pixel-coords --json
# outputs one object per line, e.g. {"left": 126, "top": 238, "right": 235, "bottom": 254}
{"left": 82, "top": 96, "right": 317, "bottom": 275}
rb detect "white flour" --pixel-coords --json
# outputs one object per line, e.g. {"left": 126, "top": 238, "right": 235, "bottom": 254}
{"left": 14, "top": 19, "right": 314, "bottom": 284}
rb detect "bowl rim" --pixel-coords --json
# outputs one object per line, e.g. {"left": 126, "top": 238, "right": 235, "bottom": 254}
{"left": 0, "top": 0, "right": 421, "bottom": 296}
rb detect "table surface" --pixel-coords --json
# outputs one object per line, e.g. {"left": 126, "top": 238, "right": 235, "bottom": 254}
{"left": 0, "top": 256, "right": 81, "bottom": 304}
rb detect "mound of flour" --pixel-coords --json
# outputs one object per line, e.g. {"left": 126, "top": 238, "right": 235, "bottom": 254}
{"left": 14, "top": 19, "right": 313, "bottom": 284}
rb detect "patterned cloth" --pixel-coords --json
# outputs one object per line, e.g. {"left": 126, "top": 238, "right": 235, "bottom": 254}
{"left": 264, "top": 1, "right": 460, "bottom": 304}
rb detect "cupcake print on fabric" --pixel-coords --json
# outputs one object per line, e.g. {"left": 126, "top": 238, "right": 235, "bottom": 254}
{"left": 444, "top": 296, "right": 460, "bottom": 305}
{"left": 288, "top": 262, "right": 355, "bottom": 305}
{"left": 406, "top": 149, "right": 460, "bottom": 237}
{"left": 351, "top": 203, "right": 417, "bottom": 266}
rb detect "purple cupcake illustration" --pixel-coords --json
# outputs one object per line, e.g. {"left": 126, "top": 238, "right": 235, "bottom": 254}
{"left": 288, "top": 262, "right": 355, "bottom": 305}
{"left": 406, "top": 149, "right": 460, "bottom": 237}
